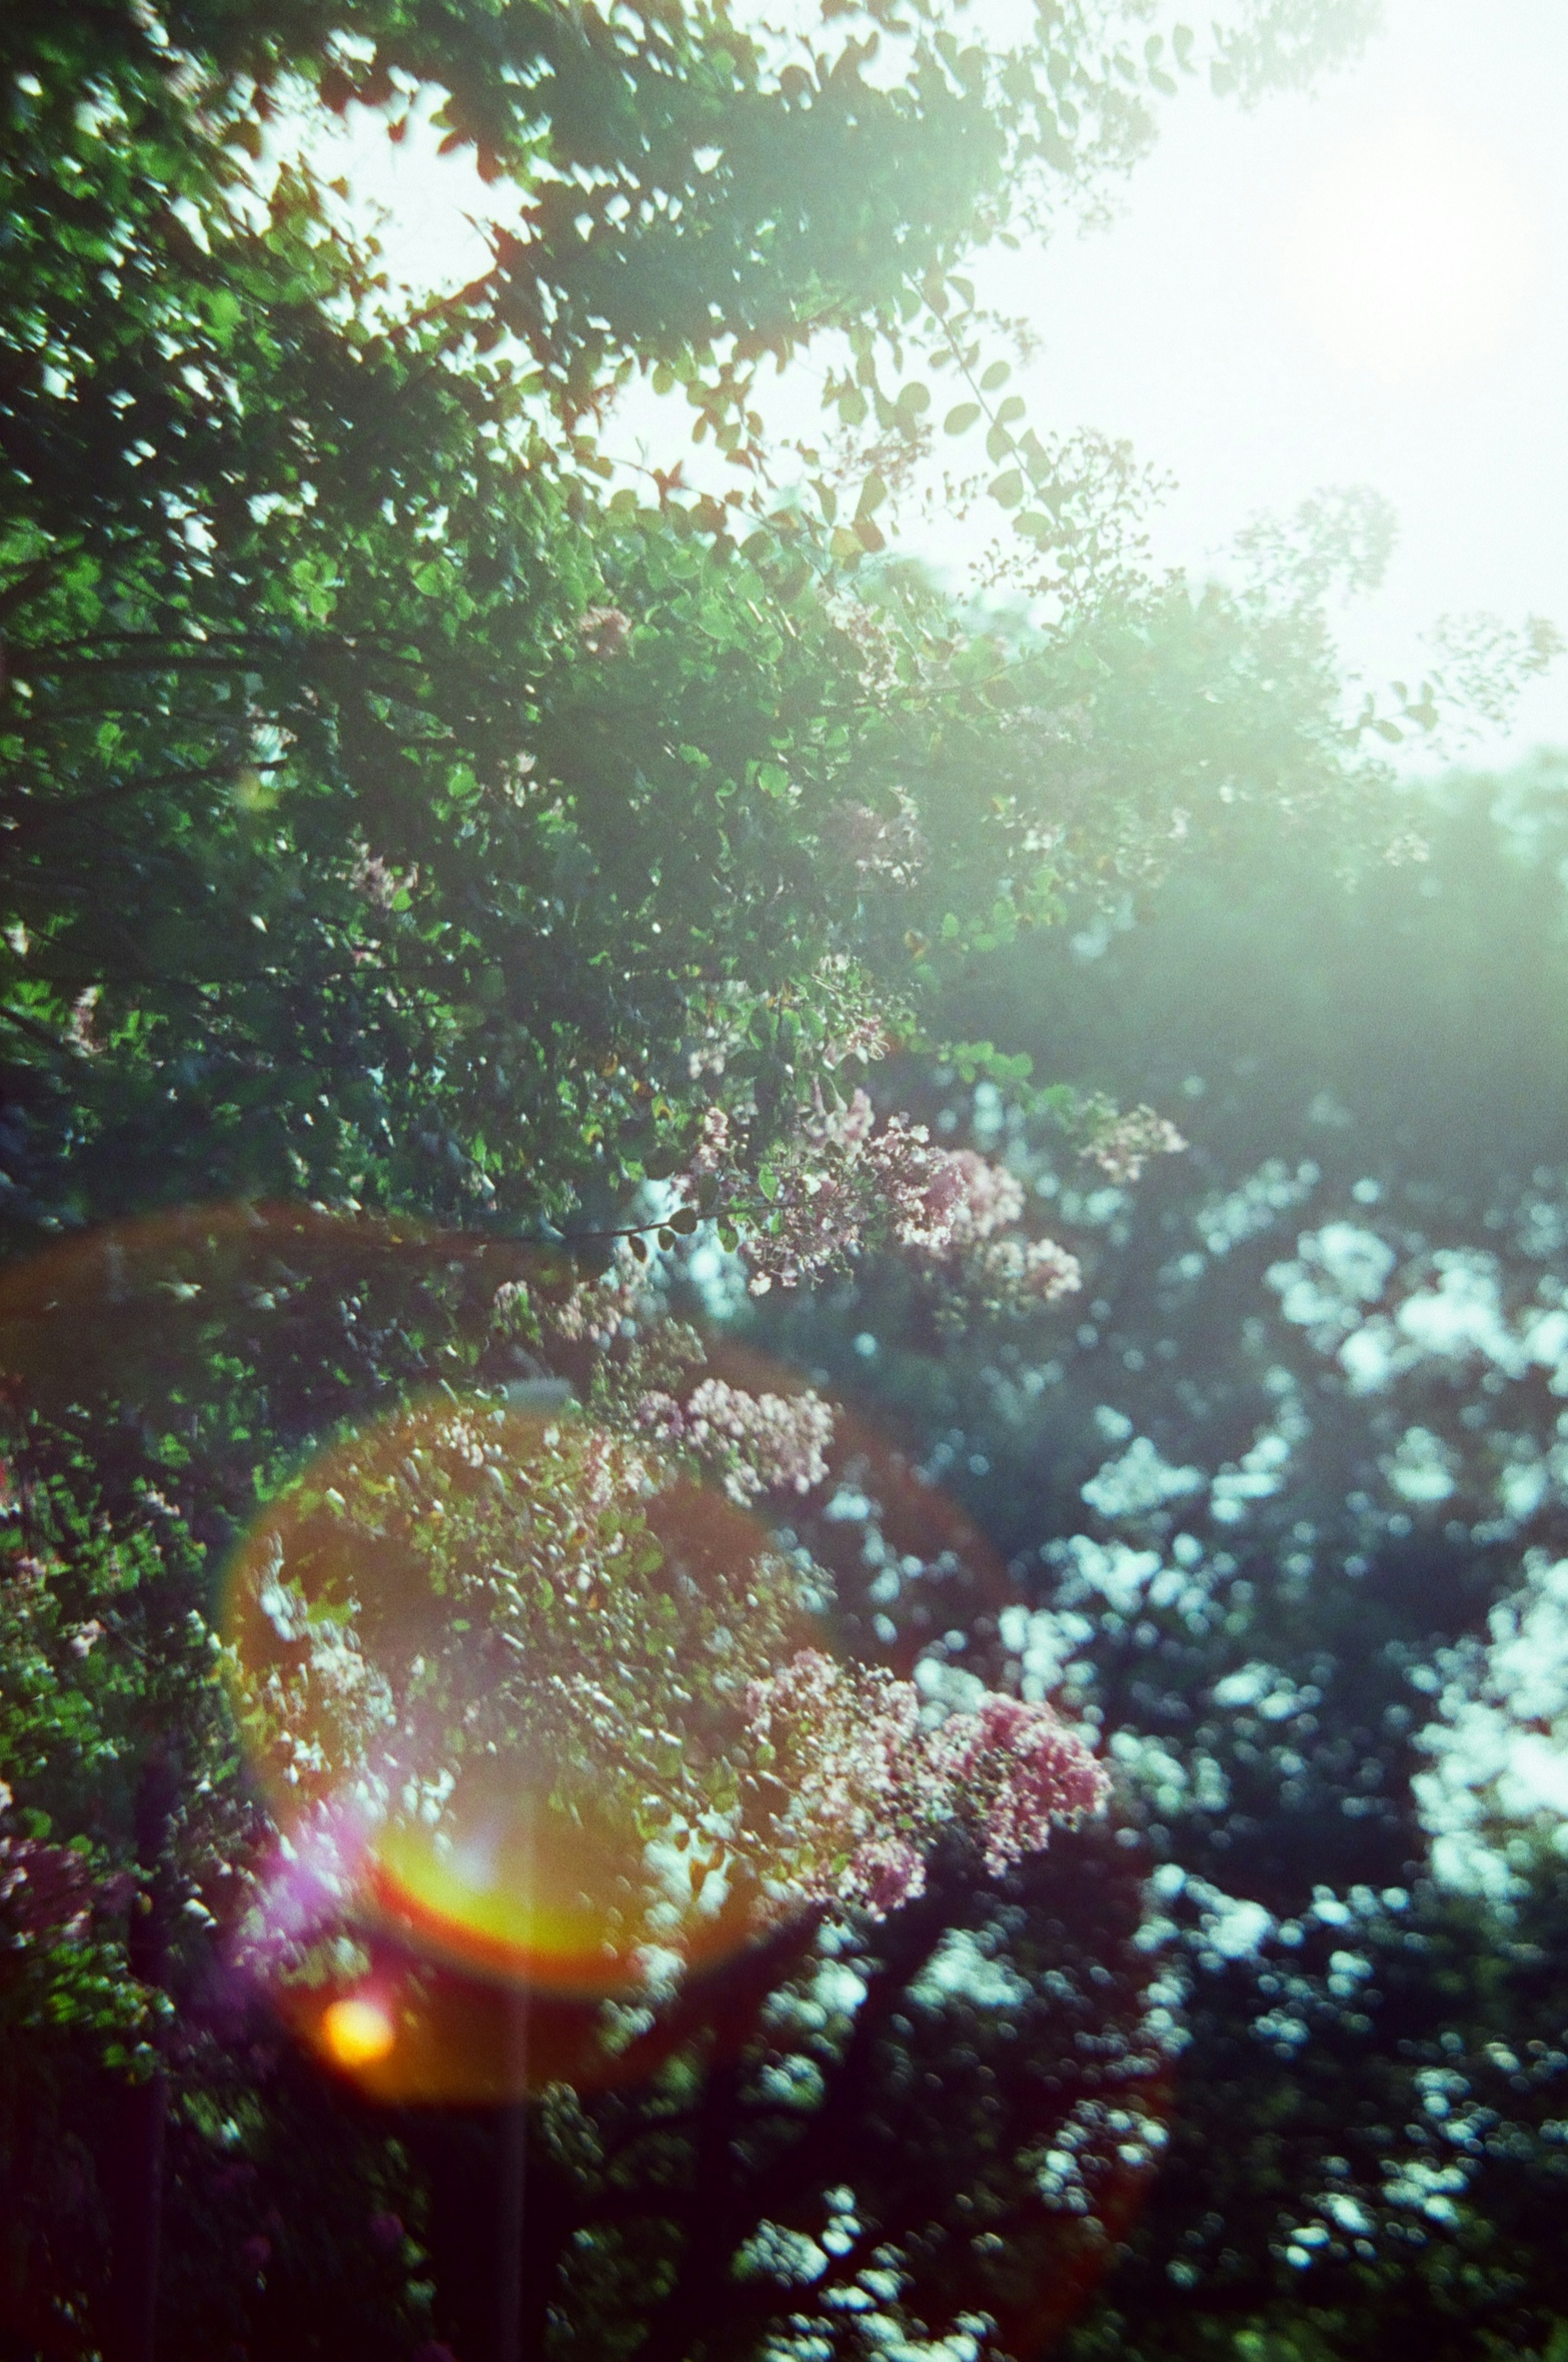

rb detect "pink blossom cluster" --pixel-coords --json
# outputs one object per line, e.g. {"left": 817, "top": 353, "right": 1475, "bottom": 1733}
{"left": 974, "top": 1233, "right": 1083, "bottom": 1306}
{"left": 577, "top": 605, "right": 632, "bottom": 657}
{"left": 736, "top": 1094, "right": 1079, "bottom": 1310}
{"left": 943, "top": 1148, "right": 1025, "bottom": 1247}
{"left": 1081, "top": 1105, "right": 1187, "bottom": 1186}
{"left": 739, "top": 1090, "right": 963, "bottom": 1293}
{"left": 346, "top": 843, "right": 419, "bottom": 911}
{"left": 829, "top": 792, "right": 927, "bottom": 887}
{"left": 745, "top": 1650, "right": 931, "bottom": 1914}
{"left": 810, "top": 953, "right": 897, "bottom": 1070}
{"left": 633, "top": 1378, "right": 834, "bottom": 1506}
{"left": 744, "top": 1648, "right": 1105, "bottom": 1919}
{"left": 688, "top": 1104, "right": 732, "bottom": 1173}
{"left": 0, "top": 1782, "right": 95, "bottom": 1947}
{"left": 821, "top": 1011, "right": 894, "bottom": 1069}
{"left": 547, "top": 1246, "right": 648, "bottom": 1345}
{"left": 684, "top": 984, "right": 751, "bottom": 1082}
{"left": 926, "top": 1691, "right": 1107, "bottom": 1878}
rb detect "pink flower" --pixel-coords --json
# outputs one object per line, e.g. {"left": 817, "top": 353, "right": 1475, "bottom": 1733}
{"left": 548, "top": 1246, "right": 647, "bottom": 1345}
{"left": 346, "top": 843, "right": 418, "bottom": 911}
{"left": 943, "top": 1150, "right": 1026, "bottom": 1247}
{"left": 639, "top": 1380, "right": 834, "bottom": 1504}
{"left": 688, "top": 1105, "right": 732, "bottom": 1174}
{"left": 929, "top": 1693, "right": 1109, "bottom": 1878}
{"left": 744, "top": 1650, "right": 1104, "bottom": 1918}
{"left": 1081, "top": 1105, "right": 1187, "bottom": 1186}
{"left": 742, "top": 1091, "right": 965, "bottom": 1291}
{"left": 632, "top": 1389, "right": 687, "bottom": 1449}
{"left": 578, "top": 605, "right": 632, "bottom": 657}
{"left": 829, "top": 793, "right": 927, "bottom": 886}
{"left": 974, "top": 1234, "right": 1083, "bottom": 1306}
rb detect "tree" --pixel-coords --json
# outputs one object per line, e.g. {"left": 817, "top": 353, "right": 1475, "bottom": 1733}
{"left": 0, "top": 5, "right": 1543, "bottom": 2358}
{"left": 742, "top": 759, "right": 1568, "bottom": 2361}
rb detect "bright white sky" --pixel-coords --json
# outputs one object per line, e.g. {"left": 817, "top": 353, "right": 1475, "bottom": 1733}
{"left": 325, "top": 0, "right": 1568, "bottom": 772}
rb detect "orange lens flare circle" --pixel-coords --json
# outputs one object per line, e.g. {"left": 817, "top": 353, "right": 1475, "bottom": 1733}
{"left": 319, "top": 1993, "right": 397, "bottom": 2069}
{"left": 223, "top": 1391, "right": 821, "bottom": 2090}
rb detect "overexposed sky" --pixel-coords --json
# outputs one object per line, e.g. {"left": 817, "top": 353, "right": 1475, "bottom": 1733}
{"left": 982, "top": 0, "right": 1568, "bottom": 767}
{"left": 324, "top": 0, "right": 1568, "bottom": 769}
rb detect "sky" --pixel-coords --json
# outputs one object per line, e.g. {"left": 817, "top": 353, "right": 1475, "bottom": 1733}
{"left": 982, "top": 0, "right": 1568, "bottom": 769}
{"left": 323, "top": 0, "right": 1568, "bottom": 773}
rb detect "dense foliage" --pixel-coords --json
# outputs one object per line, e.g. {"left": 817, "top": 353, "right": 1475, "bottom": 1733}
{"left": 749, "top": 761, "right": 1568, "bottom": 2360}
{"left": 2, "top": 5, "right": 1561, "bottom": 2362}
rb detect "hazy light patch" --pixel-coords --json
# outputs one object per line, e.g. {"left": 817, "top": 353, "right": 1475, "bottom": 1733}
{"left": 1414, "top": 1552, "right": 1568, "bottom": 1899}
{"left": 319, "top": 1993, "right": 396, "bottom": 2068}
{"left": 1291, "top": 119, "right": 1532, "bottom": 379}
{"left": 1080, "top": 1436, "right": 1205, "bottom": 1520}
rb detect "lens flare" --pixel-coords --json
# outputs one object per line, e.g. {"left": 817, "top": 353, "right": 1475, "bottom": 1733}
{"left": 223, "top": 1390, "right": 822, "bottom": 2091}
{"left": 319, "top": 1994, "right": 396, "bottom": 2069}
{"left": 0, "top": 1200, "right": 1170, "bottom": 2347}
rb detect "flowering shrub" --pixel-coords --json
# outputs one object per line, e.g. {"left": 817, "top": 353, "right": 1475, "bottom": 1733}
{"left": 633, "top": 1377, "right": 835, "bottom": 1506}
{"left": 744, "top": 1650, "right": 1106, "bottom": 1915}
{"left": 697, "top": 1088, "right": 1085, "bottom": 1320}
{"left": 225, "top": 1392, "right": 1107, "bottom": 2015}
{"left": 972, "top": 1232, "right": 1084, "bottom": 1307}
{"left": 1080, "top": 1102, "right": 1188, "bottom": 1185}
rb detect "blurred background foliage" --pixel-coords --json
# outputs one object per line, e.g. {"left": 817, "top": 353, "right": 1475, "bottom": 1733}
{"left": 745, "top": 756, "right": 1568, "bottom": 2360}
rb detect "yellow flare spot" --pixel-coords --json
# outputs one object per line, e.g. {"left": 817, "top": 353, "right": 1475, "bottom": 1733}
{"left": 320, "top": 1995, "right": 395, "bottom": 2069}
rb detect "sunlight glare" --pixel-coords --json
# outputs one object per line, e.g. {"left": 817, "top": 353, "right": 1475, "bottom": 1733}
{"left": 1292, "top": 121, "right": 1531, "bottom": 377}
{"left": 319, "top": 1995, "right": 397, "bottom": 2070}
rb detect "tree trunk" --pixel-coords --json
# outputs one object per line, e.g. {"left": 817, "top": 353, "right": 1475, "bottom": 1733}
{"left": 101, "top": 1742, "right": 178, "bottom": 2362}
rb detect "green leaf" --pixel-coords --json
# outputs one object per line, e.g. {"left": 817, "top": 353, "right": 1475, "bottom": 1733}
{"left": 995, "top": 394, "right": 1025, "bottom": 426}
{"left": 980, "top": 360, "right": 1011, "bottom": 391}
{"left": 855, "top": 473, "right": 888, "bottom": 520}
{"left": 989, "top": 469, "right": 1023, "bottom": 508}
{"left": 944, "top": 402, "right": 981, "bottom": 435}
